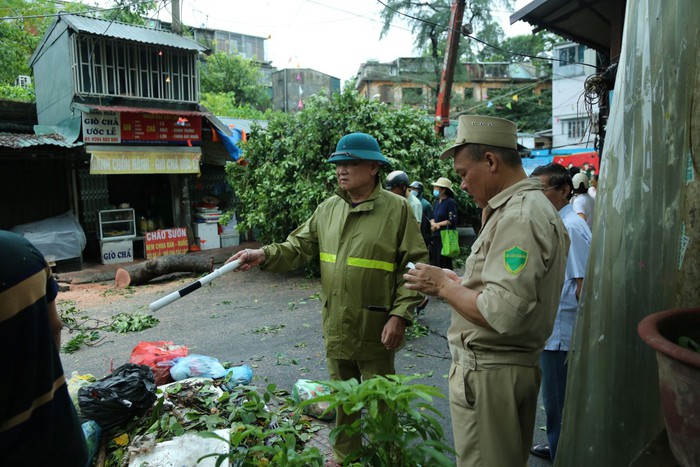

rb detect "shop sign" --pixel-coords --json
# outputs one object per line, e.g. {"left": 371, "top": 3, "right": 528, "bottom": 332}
{"left": 83, "top": 112, "right": 122, "bottom": 144}
{"left": 81, "top": 111, "right": 202, "bottom": 145}
{"left": 90, "top": 151, "right": 200, "bottom": 174}
{"left": 145, "top": 228, "right": 189, "bottom": 259}
{"left": 121, "top": 113, "right": 201, "bottom": 144}
{"left": 101, "top": 240, "right": 134, "bottom": 265}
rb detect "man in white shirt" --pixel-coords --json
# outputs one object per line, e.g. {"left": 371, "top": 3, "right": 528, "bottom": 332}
{"left": 530, "top": 163, "right": 592, "bottom": 462}
{"left": 386, "top": 170, "right": 423, "bottom": 224}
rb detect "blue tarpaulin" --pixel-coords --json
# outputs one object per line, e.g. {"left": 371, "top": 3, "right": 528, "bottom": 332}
{"left": 216, "top": 127, "right": 245, "bottom": 162}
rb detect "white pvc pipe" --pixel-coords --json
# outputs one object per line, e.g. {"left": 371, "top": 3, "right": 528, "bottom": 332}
{"left": 149, "top": 259, "right": 242, "bottom": 311}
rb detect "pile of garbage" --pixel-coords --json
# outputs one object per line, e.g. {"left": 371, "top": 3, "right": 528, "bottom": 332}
{"left": 68, "top": 341, "right": 334, "bottom": 466}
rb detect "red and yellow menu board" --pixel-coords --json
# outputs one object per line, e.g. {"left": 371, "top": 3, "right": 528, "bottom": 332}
{"left": 121, "top": 113, "right": 201, "bottom": 144}
{"left": 82, "top": 111, "right": 202, "bottom": 145}
{"left": 145, "top": 228, "right": 189, "bottom": 259}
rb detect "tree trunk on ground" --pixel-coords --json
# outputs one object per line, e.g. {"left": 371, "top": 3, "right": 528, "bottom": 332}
{"left": 114, "top": 255, "right": 214, "bottom": 287}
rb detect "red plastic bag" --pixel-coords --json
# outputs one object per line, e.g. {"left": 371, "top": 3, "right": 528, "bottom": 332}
{"left": 130, "top": 341, "right": 188, "bottom": 385}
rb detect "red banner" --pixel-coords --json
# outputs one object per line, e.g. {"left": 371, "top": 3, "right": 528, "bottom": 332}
{"left": 145, "top": 228, "right": 189, "bottom": 259}
{"left": 121, "top": 113, "right": 202, "bottom": 144}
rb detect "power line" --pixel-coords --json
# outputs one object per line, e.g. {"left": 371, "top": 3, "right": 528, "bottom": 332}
{"left": 304, "top": 0, "right": 412, "bottom": 32}
{"left": 374, "top": 0, "right": 600, "bottom": 70}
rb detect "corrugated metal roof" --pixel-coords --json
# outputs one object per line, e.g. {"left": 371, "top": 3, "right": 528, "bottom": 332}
{"left": 510, "top": 0, "right": 625, "bottom": 55}
{"left": 0, "top": 132, "right": 84, "bottom": 149}
{"left": 75, "top": 103, "right": 211, "bottom": 116}
{"left": 217, "top": 117, "right": 268, "bottom": 133}
{"left": 61, "top": 14, "right": 207, "bottom": 52}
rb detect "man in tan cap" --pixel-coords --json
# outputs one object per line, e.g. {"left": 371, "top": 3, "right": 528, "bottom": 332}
{"left": 405, "top": 115, "right": 569, "bottom": 466}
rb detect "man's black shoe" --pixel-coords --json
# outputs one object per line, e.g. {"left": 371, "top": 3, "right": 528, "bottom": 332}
{"left": 530, "top": 444, "right": 552, "bottom": 461}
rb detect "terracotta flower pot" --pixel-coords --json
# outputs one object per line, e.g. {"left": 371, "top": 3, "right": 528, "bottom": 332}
{"left": 638, "top": 308, "right": 700, "bottom": 467}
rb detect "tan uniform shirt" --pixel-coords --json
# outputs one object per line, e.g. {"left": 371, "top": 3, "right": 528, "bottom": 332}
{"left": 448, "top": 177, "right": 569, "bottom": 369}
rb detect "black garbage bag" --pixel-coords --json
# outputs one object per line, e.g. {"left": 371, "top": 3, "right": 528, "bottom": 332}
{"left": 78, "top": 363, "right": 157, "bottom": 435}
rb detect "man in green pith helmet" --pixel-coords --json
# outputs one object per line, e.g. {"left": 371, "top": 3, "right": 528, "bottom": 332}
{"left": 226, "top": 132, "right": 428, "bottom": 464}
{"left": 404, "top": 116, "right": 569, "bottom": 467}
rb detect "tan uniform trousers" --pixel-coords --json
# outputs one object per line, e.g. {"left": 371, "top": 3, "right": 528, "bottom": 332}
{"left": 326, "top": 356, "right": 395, "bottom": 463}
{"left": 449, "top": 361, "right": 541, "bottom": 467}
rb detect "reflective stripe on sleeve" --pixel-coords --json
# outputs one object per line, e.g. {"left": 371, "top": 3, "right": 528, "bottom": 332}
{"left": 319, "top": 253, "right": 395, "bottom": 272}
{"left": 347, "top": 257, "right": 395, "bottom": 272}
{"left": 320, "top": 252, "right": 337, "bottom": 263}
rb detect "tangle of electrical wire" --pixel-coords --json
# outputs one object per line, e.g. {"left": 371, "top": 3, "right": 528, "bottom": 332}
{"left": 565, "top": 71, "right": 610, "bottom": 150}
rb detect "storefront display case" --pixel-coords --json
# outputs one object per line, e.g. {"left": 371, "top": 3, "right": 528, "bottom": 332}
{"left": 98, "top": 209, "right": 136, "bottom": 264}
{"left": 98, "top": 208, "right": 136, "bottom": 241}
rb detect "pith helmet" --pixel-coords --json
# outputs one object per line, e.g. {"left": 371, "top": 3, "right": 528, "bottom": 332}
{"left": 328, "top": 132, "right": 390, "bottom": 165}
{"left": 440, "top": 115, "right": 518, "bottom": 160}
{"left": 572, "top": 172, "right": 590, "bottom": 190}
{"left": 385, "top": 170, "right": 409, "bottom": 189}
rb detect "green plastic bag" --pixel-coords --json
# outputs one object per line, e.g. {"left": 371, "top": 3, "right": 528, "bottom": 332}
{"left": 440, "top": 229, "right": 460, "bottom": 258}
{"left": 292, "top": 379, "right": 335, "bottom": 421}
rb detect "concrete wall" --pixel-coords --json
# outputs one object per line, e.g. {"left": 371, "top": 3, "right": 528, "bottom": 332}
{"left": 271, "top": 68, "right": 340, "bottom": 113}
{"left": 552, "top": 44, "right": 599, "bottom": 149}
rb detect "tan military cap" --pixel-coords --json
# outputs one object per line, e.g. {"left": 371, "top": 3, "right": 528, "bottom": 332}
{"left": 440, "top": 115, "right": 518, "bottom": 160}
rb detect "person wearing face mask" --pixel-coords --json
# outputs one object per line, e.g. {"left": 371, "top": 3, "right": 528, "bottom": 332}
{"left": 429, "top": 177, "right": 459, "bottom": 270}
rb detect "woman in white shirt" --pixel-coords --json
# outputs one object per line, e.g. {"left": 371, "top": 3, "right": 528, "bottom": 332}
{"left": 572, "top": 172, "right": 595, "bottom": 230}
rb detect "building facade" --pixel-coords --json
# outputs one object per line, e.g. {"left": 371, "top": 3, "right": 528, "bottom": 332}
{"left": 150, "top": 19, "right": 276, "bottom": 94}
{"left": 28, "top": 13, "right": 236, "bottom": 263}
{"left": 551, "top": 42, "right": 601, "bottom": 150}
{"left": 271, "top": 68, "right": 341, "bottom": 113}
{"left": 355, "top": 57, "right": 551, "bottom": 114}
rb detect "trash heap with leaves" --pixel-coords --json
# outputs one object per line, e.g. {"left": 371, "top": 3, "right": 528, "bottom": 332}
{"left": 72, "top": 367, "right": 454, "bottom": 466}
{"left": 61, "top": 298, "right": 455, "bottom": 465}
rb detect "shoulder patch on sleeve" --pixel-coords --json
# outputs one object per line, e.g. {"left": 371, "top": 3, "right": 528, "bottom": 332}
{"left": 504, "top": 246, "right": 528, "bottom": 275}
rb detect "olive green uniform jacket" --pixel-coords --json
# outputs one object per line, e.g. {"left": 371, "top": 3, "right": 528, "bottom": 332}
{"left": 261, "top": 184, "right": 428, "bottom": 360}
{"left": 450, "top": 177, "right": 570, "bottom": 368}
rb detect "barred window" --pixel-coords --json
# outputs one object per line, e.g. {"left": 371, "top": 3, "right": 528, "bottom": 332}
{"left": 566, "top": 119, "right": 586, "bottom": 139}
{"left": 558, "top": 45, "right": 585, "bottom": 66}
{"left": 402, "top": 86, "right": 423, "bottom": 106}
{"left": 71, "top": 34, "right": 199, "bottom": 103}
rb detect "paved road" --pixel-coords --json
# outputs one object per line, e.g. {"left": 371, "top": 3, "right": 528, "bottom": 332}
{"left": 58, "top": 253, "right": 550, "bottom": 466}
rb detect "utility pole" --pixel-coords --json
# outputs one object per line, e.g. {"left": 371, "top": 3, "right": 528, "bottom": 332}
{"left": 172, "top": 0, "right": 182, "bottom": 35}
{"left": 434, "top": 0, "right": 466, "bottom": 136}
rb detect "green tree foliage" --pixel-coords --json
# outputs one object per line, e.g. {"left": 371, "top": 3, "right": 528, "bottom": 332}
{"left": 478, "top": 32, "right": 560, "bottom": 82}
{"left": 379, "top": 0, "right": 513, "bottom": 64}
{"left": 458, "top": 32, "right": 556, "bottom": 133}
{"left": 102, "top": 0, "right": 157, "bottom": 25}
{"left": 478, "top": 86, "right": 552, "bottom": 133}
{"left": 199, "top": 93, "right": 274, "bottom": 120}
{"left": 0, "top": 0, "right": 72, "bottom": 85}
{"left": 200, "top": 52, "right": 270, "bottom": 110}
{"left": 480, "top": 31, "right": 560, "bottom": 63}
{"left": 225, "top": 88, "right": 477, "bottom": 246}
{"left": 0, "top": 82, "right": 35, "bottom": 102}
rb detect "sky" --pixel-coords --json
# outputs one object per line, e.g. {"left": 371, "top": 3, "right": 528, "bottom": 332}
{"left": 149, "top": 0, "right": 534, "bottom": 85}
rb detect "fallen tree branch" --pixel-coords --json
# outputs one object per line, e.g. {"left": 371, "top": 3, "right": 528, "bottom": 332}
{"left": 114, "top": 254, "right": 214, "bottom": 287}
